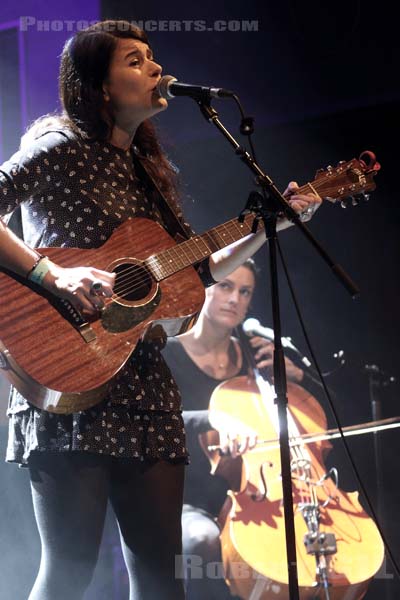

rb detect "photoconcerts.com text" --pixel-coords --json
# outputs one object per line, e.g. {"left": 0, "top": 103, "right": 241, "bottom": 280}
{"left": 20, "top": 17, "right": 259, "bottom": 33}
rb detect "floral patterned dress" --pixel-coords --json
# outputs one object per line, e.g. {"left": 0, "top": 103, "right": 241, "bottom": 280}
{"left": 0, "top": 129, "right": 213, "bottom": 465}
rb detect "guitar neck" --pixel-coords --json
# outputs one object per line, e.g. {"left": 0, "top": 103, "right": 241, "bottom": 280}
{"left": 147, "top": 212, "right": 260, "bottom": 280}
{"left": 146, "top": 158, "right": 374, "bottom": 281}
{"left": 148, "top": 180, "right": 317, "bottom": 280}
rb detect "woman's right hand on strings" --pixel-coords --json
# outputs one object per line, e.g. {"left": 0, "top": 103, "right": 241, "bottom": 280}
{"left": 42, "top": 262, "right": 115, "bottom": 315}
{"left": 0, "top": 223, "right": 115, "bottom": 314}
{"left": 218, "top": 431, "right": 258, "bottom": 459}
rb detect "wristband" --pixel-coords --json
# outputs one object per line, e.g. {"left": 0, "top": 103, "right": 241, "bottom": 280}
{"left": 27, "top": 255, "right": 51, "bottom": 285}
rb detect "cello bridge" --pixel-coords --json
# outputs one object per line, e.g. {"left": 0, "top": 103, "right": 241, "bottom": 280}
{"left": 304, "top": 531, "right": 337, "bottom": 556}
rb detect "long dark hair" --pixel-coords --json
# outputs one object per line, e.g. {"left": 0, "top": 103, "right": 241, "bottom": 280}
{"left": 25, "top": 20, "right": 179, "bottom": 204}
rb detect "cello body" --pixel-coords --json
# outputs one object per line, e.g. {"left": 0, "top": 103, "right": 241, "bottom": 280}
{"left": 205, "top": 377, "right": 384, "bottom": 600}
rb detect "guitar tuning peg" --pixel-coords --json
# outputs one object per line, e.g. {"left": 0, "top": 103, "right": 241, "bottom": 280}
{"left": 351, "top": 196, "right": 359, "bottom": 206}
{"left": 340, "top": 199, "right": 348, "bottom": 208}
{"left": 362, "top": 193, "right": 370, "bottom": 202}
{"left": 336, "top": 160, "right": 346, "bottom": 171}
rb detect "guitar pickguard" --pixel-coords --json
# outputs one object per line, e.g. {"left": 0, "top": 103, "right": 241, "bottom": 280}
{"left": 101, "top": 285, "right": 162, "bottom": 333}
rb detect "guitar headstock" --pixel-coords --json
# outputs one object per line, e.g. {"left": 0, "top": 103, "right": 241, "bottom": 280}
{"left": 312, "top": 151, "right": 380, "bottom": 207}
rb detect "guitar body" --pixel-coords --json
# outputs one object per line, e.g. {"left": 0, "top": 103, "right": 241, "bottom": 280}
{"left": 0, "top": 218, "right": 205, "bottom": 413}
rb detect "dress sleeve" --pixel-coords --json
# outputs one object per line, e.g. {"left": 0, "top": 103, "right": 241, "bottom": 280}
{"left": 0, "top": 131, "right": 74, "bottom": 218}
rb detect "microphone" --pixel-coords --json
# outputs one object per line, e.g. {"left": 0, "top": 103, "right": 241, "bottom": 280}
{"left": 242, "top": 318, "right": 312, "bottom": 368}
{"left": 156, "top": 75, "right": 234, "bottom": 101}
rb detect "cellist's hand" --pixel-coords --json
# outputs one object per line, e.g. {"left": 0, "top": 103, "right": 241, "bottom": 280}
{"left": 248, "top": 336, "right": 304, "bottom": 383}
{"left": 219, "top": 431, "right": 258, "bottom": 459}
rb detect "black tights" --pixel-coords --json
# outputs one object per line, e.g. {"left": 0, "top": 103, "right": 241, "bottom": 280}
{"left": 28, "top": 451, "right": 185, "bottom": 600}
{"left": 181, "top": 506, "right": 234, "bottom": 600}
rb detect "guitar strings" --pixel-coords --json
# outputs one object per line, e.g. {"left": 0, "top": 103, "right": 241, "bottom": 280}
{"left": 102, "top": 189, "right": 321, "bottom": 303}
{"left": 106, "top": 167, "right": 338, "bottom": 297}
{"left": 109, "top": 221, "right": 245, "bottom": 299}
{"left": 101, "top": 189, "right": 311, "bottom": 304}
{"left": 102, "top": 218, "right": 254, "bottom": 303}
{"left": 99, "top": 167, "right": 354, "bottom": 305}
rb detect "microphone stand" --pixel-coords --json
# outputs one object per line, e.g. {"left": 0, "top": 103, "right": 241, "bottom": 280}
{"left": 193, "top": 98, "right": 359, "bottom": 599}
{"left": 366, "top": 366, "right": 384, "bottom": 524}
{"left": 365, "top": 365, "right": 395, "bottom": 523}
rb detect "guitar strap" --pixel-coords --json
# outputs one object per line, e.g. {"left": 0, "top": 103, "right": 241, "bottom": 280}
{"left": 9, "top": 128, "right": 190, "bottom": 242}
{"left": 17, "top": 128, "right": 189, "bottom": 243}
{"left": 131, "top": 148, "right": 190, "bottom": 242}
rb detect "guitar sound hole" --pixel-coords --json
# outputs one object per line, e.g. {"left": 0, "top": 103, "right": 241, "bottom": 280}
{"left": 113, "top": 262, "right": 153, "bottom": 302}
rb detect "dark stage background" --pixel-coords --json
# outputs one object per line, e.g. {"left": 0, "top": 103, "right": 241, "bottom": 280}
{"left": 0, "top": 1, "right": 399, "bottom": 598}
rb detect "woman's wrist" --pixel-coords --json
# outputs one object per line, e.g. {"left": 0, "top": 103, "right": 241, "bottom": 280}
{"left": 27, "top": 255, "right": 52, "bottom": 286}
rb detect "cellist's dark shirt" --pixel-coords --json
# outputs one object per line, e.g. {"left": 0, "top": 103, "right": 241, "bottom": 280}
{"left": 162, "top": 337, "right": 249, "bottom": 516}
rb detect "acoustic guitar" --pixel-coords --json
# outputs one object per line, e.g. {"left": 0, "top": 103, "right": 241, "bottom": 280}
{"left": 0, "top": 152, "right": 380, "bottom": 413}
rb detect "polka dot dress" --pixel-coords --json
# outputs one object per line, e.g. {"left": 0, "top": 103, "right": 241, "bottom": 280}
{"left": 0, "top": 130, "right": 169, "bottom": 249}
{"left": 0, "top": 129, "right": 209, "bottom": 466}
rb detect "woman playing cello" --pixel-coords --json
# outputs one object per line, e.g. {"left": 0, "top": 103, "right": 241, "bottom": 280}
{"left": 163, "top": 258, "right": 307, "bottom": 599}
{"left": 163, "top": 259, "right": 384, "bottom": 599}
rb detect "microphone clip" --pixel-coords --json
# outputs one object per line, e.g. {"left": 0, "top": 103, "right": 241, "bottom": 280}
{"left": 238, "top": 191, "right": 265, "bottom": 231}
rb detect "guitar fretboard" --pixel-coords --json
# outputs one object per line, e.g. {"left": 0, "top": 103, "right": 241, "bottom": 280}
{"left": 145, "top": 156, "right": 375, "bottom": 281}
{"left": 146, "top": 212, "right": 259, "bottom": 280}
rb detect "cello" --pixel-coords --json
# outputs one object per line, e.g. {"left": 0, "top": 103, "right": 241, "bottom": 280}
{"left": 200, "top": 371, "right": 385, "bottom": 599}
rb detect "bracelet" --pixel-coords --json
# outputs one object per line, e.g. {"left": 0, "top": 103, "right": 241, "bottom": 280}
{"left": 25, "top": 253, "right": 46, "bottom": 279}
{"left": 27, "top": 254, "right": 51, "bottom": 285}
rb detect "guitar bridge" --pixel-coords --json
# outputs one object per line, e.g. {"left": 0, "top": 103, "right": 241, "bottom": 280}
{"left": 58, "top": 298, "right": 97, "bottom": 343}
{"left": 78, "top": 322, "right": 97, "bottom": 343}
